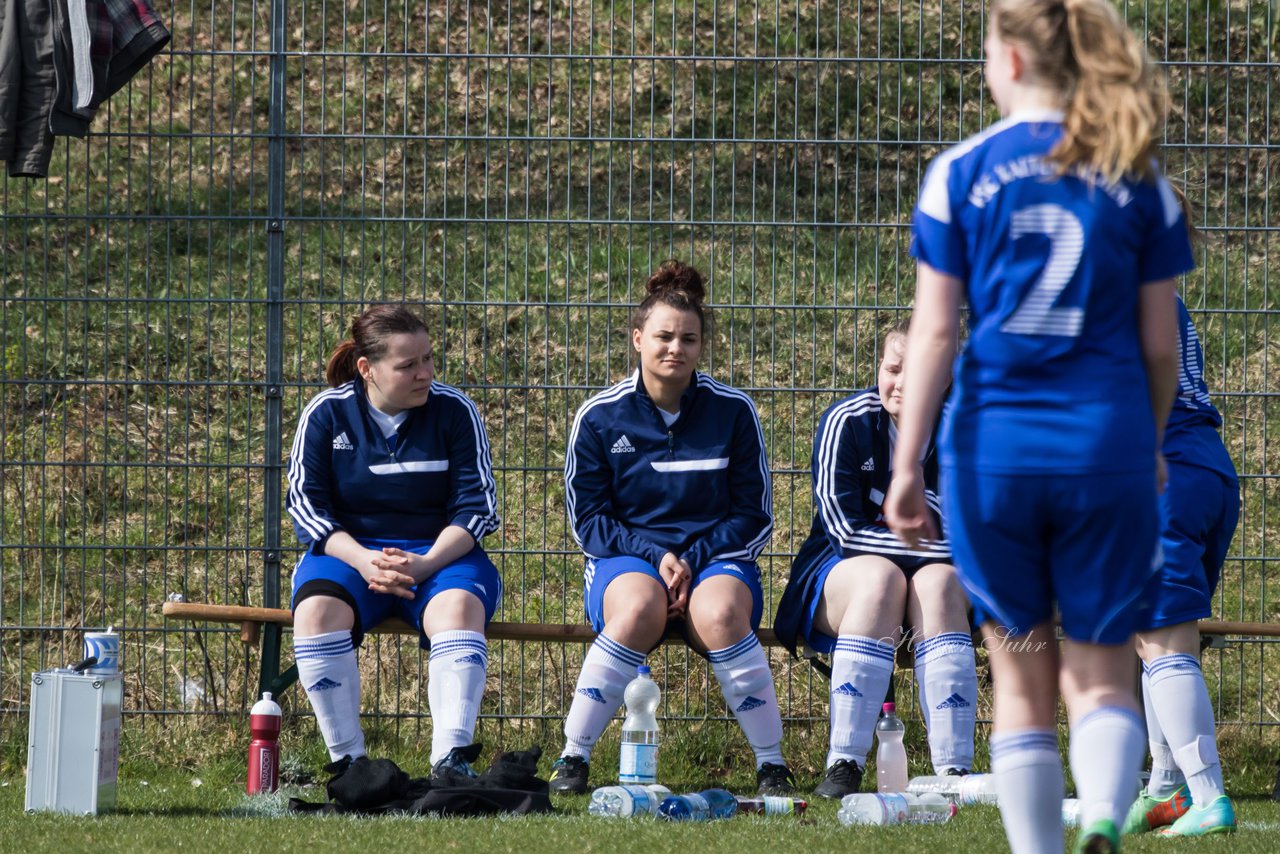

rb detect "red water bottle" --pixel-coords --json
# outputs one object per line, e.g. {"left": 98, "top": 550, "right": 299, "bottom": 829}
{"left": 247, "top": 691, "right": 282, "bottom": 794}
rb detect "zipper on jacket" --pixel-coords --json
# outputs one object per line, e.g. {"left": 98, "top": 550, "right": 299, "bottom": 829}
{"left": 667, "top": 430, "right": 674, "bottom": 458}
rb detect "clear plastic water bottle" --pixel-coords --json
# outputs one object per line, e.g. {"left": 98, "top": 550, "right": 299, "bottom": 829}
{"left": 619, "top": 665, "right": 660, "bottom": 784}
{"left": 907, "top": 773, "right": 999, "bottom": 805}
{"left": 907, "top": 774, "right": 964, "bottom": 796}
{"left": 1061, "top": 797, "right": 1081, "bottom": 827}
{"left": 956, "top": 773, "right": 999, "bottom": 805}
{"left": 839, "top": 792, "right": 908, "bottom": 825}
{"left": 838, "top": 791, "right": 955, "bottom": 826}
{"left": 875, "top": 702, "right": 908, "bottom": 794}
{"left": 587, "top": 784, "right": 671, "bottom": 817}
{"left": 657, "top": 788, "right": 739, "bottom": 821}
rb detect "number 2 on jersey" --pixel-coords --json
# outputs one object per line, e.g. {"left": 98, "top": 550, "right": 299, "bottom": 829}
{"left": 1001, "top": 203, "right": 1084, "bottom": 337}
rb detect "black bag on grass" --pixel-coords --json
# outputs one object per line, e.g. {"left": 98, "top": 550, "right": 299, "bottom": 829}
{"left": 288, "top": 745, "right": 552, "bottom": 816}
{"left": 410, "top": 786, "right": 551, "bottom": 817}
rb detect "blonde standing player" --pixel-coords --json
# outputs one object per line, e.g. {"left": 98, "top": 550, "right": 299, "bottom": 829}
{"left": 886, "top": 1, "right": 1190, "bottom": 852}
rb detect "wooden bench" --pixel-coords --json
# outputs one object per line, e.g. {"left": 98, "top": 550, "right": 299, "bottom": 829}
{"left": 162, "top": 600, "right": 781, "bottom": 647}
{"left": 163, "top": 599, "right": 786, "bottom": 694}
{"left": 162, "top": 600, "right": 1278, "bottom": 648}
{"left": 163, "top": 600, "right": 1278, "bottom": 696}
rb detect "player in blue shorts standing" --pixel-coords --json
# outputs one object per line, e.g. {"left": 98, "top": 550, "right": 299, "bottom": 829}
{"left": 885, "top": 1, "right": 1190, "bottom": 851}
{"left": 1122, "top": 281, "right": 1238, "bottom": 837}
{"left": 774, "top": 319, "right": 977, "bottom": 798}
{"left": 286, "top": 304, "right": 502, "bottom": 778}
{"left": 551, "top": 260, "right": 793, "bottom": 795}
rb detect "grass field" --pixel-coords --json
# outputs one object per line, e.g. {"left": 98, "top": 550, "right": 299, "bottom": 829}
{"left": 4, "top": 756, "right": 1280, "bottom": 853}
{"left": 5, "top": 715, "right": 1280, "bottom": 851}
{"left": 2, "top": 2, "right": 1279, "bottom": 838}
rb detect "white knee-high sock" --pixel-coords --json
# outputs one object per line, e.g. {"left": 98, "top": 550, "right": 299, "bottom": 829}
{"left": 1145, "top": 653, "right": 1224, "bottom": 805}
{"left": 295, "top": 630, "right": 365, "bottom": 761}
{"left": 427, "top": 630, "right": 488, "bottom": 764}
{"left": 1069, "top": 705, "right": 1145, "bottom": 830}
{"left": 914, "top": 631, "right": 978, "bottom": 773}
{"left": 828, "top": 635, "right": 895, "bottom": 768}
{"left": 991, "top": 728, "right": 1065, "bottom": 854}
{"left": 1141, "top": 664, "right": 1185, "bottom": 797}
{"left": 562, "top": 633, "right": 644, "bottom": 760}
{"left": 709, "top": 633, "right": 785, "bottom": 768}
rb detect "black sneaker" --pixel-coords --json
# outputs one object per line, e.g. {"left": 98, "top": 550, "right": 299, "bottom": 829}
{"left": 431, "top": 746, "right": 480, "bottom": 785}
{"left": 813, "top": 758, "right": 863, "bottom": 799}
{"left": 756, "top": 762, "right": 797, "bottom": 795}
{"left": 944, "top": 767, "right": 970, "bottom": 776}
{"left": 548, "top": 754, "right": 589, "bottom": 794}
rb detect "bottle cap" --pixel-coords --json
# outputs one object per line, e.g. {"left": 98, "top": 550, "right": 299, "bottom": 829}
{"left": 251, "top": 692, "right": 283, "bottom": 715}
{"left": 882, "top": 702, "right": 895, "bottom": 714}
{"left": 637, "top": 665, "right": 651, "bottom": 676}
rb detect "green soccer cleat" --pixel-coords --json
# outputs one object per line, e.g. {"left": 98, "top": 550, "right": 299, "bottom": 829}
{"left": 1073, "top": 818, "right": 1120, "bottom": 854}
{"left": 1122, "top": 784, "right": 1191, "bottom": 834}
{"left": 1158, "top": 795, "right": 1237, "bottom": 837}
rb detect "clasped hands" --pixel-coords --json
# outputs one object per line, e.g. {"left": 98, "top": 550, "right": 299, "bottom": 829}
{"left": 658, "top": 552, "right": 692, "bottom": 620}
{"left": 358, "top": 547, "right": 427, "bottom": 599}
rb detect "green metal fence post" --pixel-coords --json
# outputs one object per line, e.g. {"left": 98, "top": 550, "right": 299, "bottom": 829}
{"left": 258, "top": 0, "right": 288, "bottom": 697}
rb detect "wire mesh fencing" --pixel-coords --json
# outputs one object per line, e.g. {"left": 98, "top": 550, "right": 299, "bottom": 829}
{"left": 1, "top": 0, "right": 1277, "bottom": 747}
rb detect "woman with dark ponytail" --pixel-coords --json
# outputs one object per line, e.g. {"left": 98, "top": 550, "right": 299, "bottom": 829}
{"left": 286, "top": 304, "right": 501, "bottom": 780}
{"left": 886, "top": 1, "right": 1202, "bottom": 850}
{"left": 550, "top": 260, "right": 794, "bottom": 796}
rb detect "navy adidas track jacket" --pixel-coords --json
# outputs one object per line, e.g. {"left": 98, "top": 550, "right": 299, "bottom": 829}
{"left": 774, "top": 389, "right": 948, "bottom": 654}
{"left": 287, "top": 378, "right": 500, "bottom": 554}
{"left": 564, "top": 370, "right": 773, "bottom": 570}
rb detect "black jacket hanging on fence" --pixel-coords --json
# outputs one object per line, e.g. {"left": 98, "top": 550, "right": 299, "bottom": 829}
{"left": 0, "top": 0, "right": 169, "bottom": 178}
{"left": 288, "top": 746, "right": 555, "bottom": 817}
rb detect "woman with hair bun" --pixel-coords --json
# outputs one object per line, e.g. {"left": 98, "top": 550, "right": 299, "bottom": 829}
{"left": 550, "top": 260, "right": 794, "bottom": 796}
{"left": 886, "top": 0, "right": 1200, "bottom": 850}
{"left": 286, "top": 304, "right": 501, "bottom": 780}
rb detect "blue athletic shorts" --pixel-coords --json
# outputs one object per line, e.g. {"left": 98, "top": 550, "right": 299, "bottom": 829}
{"left": 798, "top": 551, "right": 951, "bottom": 655}
{"left": 1140, "top": 461, "right": 1239, "bottom": 630}
{"left": 291, "top": 537, "right": 501, "bottom": 648}
{"left": 942, "top": 468, "right": 1160, "bottom": 645}
{"left": 583, "top": 555, "right": 764, "bottom": 634}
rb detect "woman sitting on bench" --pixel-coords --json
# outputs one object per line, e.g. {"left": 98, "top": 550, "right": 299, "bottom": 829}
{"left": 286, "top": 303, "right": 501, "bottom": 778}
{"left": 774, "top": 318, "right": 976, "bottom": 799}
{"left": 549, "top": 260, "right": 794, "bottom": 796}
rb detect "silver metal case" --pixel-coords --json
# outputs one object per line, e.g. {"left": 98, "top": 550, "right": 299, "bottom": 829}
{"left": 25, "top": 670, "right": 123, "bottom": 815}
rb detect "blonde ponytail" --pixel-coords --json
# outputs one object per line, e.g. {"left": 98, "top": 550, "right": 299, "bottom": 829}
{"left": 1055, "top": 0, "right": 1166, "bottom": 181}
{"left": 993, "top": 0, "right": 1168, "bottom": 183}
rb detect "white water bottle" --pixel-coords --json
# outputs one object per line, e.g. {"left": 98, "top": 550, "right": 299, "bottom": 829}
{"left": 838, "top": 791, "right": 955, "bottom": 826}
{"left": 875, "top": 702, "right": 908, "bottom": 794}
{"left": 619, "top": 665, "right": 660, "bottom": 784}
{"left": 588, "top": 784, "right": 671, "bottom": 817}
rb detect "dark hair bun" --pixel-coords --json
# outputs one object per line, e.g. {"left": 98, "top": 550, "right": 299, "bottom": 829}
{"left": 645, "top": 259, "right": 705, "bottom": 305}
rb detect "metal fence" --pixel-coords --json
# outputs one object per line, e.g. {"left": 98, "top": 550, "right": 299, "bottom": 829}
{"left": 2, "top": 0, "right": 1278, "bottom": 744}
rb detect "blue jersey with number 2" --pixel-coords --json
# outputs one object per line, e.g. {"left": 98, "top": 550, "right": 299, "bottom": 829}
{"left": 912, "top": 109, "right": 1195, "bottom": 475}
